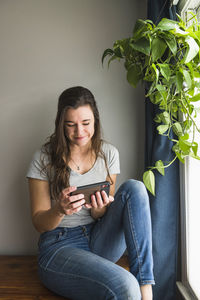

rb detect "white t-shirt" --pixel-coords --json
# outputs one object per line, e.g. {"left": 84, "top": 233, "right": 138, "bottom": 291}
{"left": 27, "top": 141, "right": 120, "bottom": 227}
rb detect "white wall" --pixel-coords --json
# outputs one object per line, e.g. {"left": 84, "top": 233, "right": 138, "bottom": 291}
{"left": 0, "top": 0, "right": 147, "bottom": 254}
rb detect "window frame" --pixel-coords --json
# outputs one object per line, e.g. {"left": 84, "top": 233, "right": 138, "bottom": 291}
{"left": 177, "top": 162, "right": 199, "bottom": 300}
{"left": 176, "top": 1, "right": 200, "bottom": 299}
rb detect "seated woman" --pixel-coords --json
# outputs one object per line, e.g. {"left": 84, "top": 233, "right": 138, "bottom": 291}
{"left": 27, "top": 86, "right": 155, "bottom": 300}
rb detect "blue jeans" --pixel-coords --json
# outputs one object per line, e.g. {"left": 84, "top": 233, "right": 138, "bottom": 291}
{"left": 38, "top": 180, "right": 155, "bottom": 299}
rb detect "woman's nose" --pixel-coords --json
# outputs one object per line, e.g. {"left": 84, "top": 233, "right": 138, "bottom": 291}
{"left": 75, "top": 124, "right": 84, "bottom": 135}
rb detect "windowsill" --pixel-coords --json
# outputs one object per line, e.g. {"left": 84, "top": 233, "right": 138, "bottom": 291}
{"left": 176, "top": 282, "right": 199, "bottom": 300}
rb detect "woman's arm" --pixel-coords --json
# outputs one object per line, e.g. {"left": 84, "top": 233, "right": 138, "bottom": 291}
{"left": 28, "top": 178, "right": 64, "bottom": 233}
{"left": 28, "top": 178, "right": 85, "bottom": 233}
{"left": 90, "top": 174, "right": 117, "bottom": 219}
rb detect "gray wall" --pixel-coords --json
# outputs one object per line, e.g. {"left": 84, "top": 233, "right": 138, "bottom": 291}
{"left": 0, "top": 0, "right": 146, "bottom": 254}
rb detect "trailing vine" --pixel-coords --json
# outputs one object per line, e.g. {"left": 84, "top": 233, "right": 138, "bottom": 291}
{"left": 102, "top": 14, "right": 200, "bottom": 195}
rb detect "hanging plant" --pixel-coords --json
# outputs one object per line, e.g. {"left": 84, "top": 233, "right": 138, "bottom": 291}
{"left": 102, "top": 14, "right": 200, "bottom": 195}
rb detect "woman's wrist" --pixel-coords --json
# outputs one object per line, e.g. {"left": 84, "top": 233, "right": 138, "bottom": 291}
{"left": 91, "top": 206, "right": 107, "bottom": 219}
{"left": 32, "top": 206, "right": 65, "bottom": 233}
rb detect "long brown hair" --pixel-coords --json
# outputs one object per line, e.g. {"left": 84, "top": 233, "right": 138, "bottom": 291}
{"left": 42, "top": 86, "right": 112, "bottom": 200}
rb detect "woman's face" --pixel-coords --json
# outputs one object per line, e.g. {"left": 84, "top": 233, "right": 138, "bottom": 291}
{"left": 64, "top": 105, "right": 95, "bottom": 147}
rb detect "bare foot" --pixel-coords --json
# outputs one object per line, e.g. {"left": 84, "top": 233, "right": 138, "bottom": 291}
{"left": 140, "top": 284, "right": 153, "bottom": 300}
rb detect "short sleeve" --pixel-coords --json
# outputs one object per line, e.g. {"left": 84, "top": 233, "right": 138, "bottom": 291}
{"left": 103, "top": 142, "right": 120, "bottom": 175}
{"left": 26, "top": 149, "right": 48, "bottom": 181}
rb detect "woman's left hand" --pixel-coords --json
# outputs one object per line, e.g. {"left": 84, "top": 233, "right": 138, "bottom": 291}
{"left": 84, "top": 190, "right": 114, "bottom": 209}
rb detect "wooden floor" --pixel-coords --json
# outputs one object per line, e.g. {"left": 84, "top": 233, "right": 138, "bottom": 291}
{"left": 0, "top": 255, "right": 129, "bottom": 300}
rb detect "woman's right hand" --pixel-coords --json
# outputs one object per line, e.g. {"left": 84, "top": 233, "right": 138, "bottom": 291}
{"left": 55, "top": 186, "right": 85, "bottom": 216}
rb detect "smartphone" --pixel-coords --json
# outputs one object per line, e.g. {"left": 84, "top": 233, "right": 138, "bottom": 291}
{"left": 70, "top": 181, "right": 110, "bottom": 204}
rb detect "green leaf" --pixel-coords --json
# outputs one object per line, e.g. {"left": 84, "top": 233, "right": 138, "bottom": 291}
{"left": 172, "top": 142, "right": 186, "bottom": 163}
{"left": 189, "top": 93, "right": 200, "bottom": 102}
{"left": 175, "top": 151, "right": 186, "bottom": 163}
{"left": 190, "top": 153, "right": 200, "bottom": 160}
{"left": 154, "top": 114, "right": 162, "bottom": 123}
{"left": 132, "top": 19, "right": 152, "bottom": 39}
{"left": 127, "top": 65, "right": 141, "bottom": 87}
{"left": 151, "top": 37, "right": 167, "bottom": 62}
{"left": 184, "top": 36, "right": 199, "bottom": 63}
{"left": 150, "top": 91, "right": 162, "bottom": 105}
{"left": 157, "top": 18, "right": 178, "bottom": 31}
{"left": 132, "top": 19, "right": 146, "bottom": 38}
{"left": 183, "top": 119, "right": 193, "bottom": 131}
{"left": 131, "top": 37, "right": 150, "bottom": 55}
{"left": 154, "top": 85, "right": 168, "bottom": 109}
{"left": 143, "top": 170, "right": 155, "bottom": 196}
{"left": 172, "top": 142, "right": 179, "bottom": 152}
{"left": 152, "top": 63, "right": 159, "bottom": 84}
{"left": 172, "top": 122, "right": 183, "bottom": 137}
{"left": 157, "top": 124, "right": 169, "bottom": 134}
{"left": 192, "top": 142, "right": 198, "bottom": 156}
{"left": 113, "top": 44, "right": 124, "bottom": 58}
{"left": 180, "top": 133, "right": 189, "bottom": 140}
{"left": 176, "top": 71, "right": 183, "bottom": 92}
{"left": 193, "top": 71, "right": 200, "bottom": 78}
{"left": 156, "top": 84, "right": 166, "bottom": 93}
{"left": 118, "top": 38, "right": 132, "bottom": 56}
{"left": 102, "top": 48, "right": 114, "bottom": 65}
{"left": 146, "top": 81, "right": 156, "bottom": 96}
{"left": 155, "top": 160, "right": 165, "bottom": 175}
{"left": 182, "top": 69, "right": 192, "bottom": 89}
{"left": 179, "top": 139, "right": 192, "bottom": 152}
{"left": 164, "top": 35, "right": 177, "bottom": 55}
{"left": 159, "top": 111, "right": 171, "bottom": 124}
{"left": 158, "top": 63, "right": 171, "bottom": 81}
{"left": 113, "top": 39, "right": 131, "bottom": 57}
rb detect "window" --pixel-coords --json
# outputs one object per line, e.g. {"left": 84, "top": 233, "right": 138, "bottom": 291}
{"left": 176, "top": 1, "right": 200, "bottom": 299}
{"left": 187, "top": 145, "right": 200, "bottom": 298}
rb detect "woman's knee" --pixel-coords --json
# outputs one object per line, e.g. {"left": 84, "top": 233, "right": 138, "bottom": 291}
{"left": 115, "top": 179, "right": 150, "bottom": 213}
{"left": 118, "top": 179, "right": 148, "bottom": 199}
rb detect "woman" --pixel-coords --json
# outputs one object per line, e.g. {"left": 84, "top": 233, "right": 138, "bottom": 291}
{"left": 27, "top": 86, "right": 155, "bottom": 300}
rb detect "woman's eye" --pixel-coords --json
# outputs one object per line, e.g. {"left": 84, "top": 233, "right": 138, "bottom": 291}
{"left": 65, "top": 123, "right": 89, "bottom": 127}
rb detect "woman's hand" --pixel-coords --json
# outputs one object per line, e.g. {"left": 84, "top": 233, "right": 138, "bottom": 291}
{"left": 55, "top": 186, "right": 85, "bottom": 216}
{"left": 85, "top": 190, "right": 114, "bottom": 219}
{"left": 85, "top": 190, "right": 114, "bottom": 209}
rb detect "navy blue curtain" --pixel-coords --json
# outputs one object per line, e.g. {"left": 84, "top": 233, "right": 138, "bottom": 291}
{"left": 146, "top": 1, "right": 180, "bottom": 300}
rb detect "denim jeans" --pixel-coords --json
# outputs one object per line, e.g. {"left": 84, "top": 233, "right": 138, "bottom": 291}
{"left": 38, "top": 179, "right": 155, "bottom": 300}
